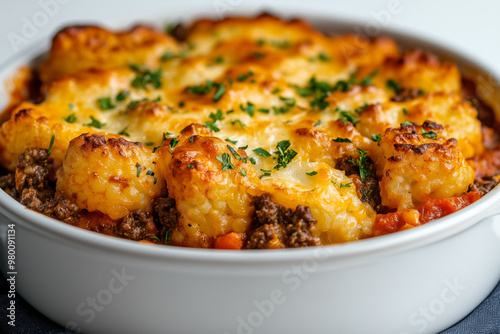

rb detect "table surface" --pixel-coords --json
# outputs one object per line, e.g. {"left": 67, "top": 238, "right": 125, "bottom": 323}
{"left": 0, "top": 0, "right": 499, "bottom": 333}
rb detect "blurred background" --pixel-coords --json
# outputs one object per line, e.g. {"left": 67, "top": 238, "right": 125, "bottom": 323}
{"left": 0, "top": 0, "right": 498, "bottom": 74}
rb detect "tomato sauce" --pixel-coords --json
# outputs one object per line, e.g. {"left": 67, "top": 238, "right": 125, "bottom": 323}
{"left": 373, "top": 191, "right": 482, "bottom": 236}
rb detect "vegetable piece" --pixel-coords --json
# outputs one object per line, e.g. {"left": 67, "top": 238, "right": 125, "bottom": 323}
{"left": 214, "top": 232, "right": 243, "bottom": 250}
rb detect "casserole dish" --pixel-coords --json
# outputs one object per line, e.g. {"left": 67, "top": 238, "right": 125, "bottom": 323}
{"left": 1, "top": 11, "right": 500, "bottom": 334}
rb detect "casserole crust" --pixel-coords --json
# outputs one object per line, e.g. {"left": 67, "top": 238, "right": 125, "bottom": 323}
{"left": 0, "top": 14, "right": 497, "bottom": 248}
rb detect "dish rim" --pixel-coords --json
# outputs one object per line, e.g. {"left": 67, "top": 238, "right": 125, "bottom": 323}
{"left": 1, "top": 13, "right": 499, "bottom": 264}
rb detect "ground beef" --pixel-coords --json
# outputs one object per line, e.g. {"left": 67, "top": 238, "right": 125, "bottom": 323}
{"left": 335, "top": 156, "right": 382, "bottom": 210}
{"left": 0, "top": 173, "right": 17, "bottom": 198}
{"left": 247, "top": 224, "right": 285, "bottom": 249}
{"left": 469, "top": 176, "right": 500, "bottom": 195}
{"left": 285, "top": 205, "right": 320, "bottom": 248}
{"left": 246, "top": 194, "right": 320, "bottom": 249}
{"left": 19, "top": 188, "right": 79, "bottom": 223}
{"left": 115, "top": 210, "right": 156, "bottom": 241}
{"left": 0, "top": 147, "right": 80, "bottom": 224}
{"left": 15, "top": 147, "right": 54, "bottom": 192}
{"left": 154, "top": 196, "right": 179, "bottom": 237}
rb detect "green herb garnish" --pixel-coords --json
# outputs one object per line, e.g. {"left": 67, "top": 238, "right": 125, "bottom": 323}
{"left": 216, "top": 153, "right": 235, "bottom": 171}
{"left": 274, "top": 140, "right": 298, "bottom": 170}
{"left": 97, "top": 97, "right": 115, "bottom": 111}
{"left": 421, "top": 128, "right": 438, "bottom": 140}
{"left": 47, "top": 135, "right": 55, "bottom": 156}
{"left": 62, "top": 113, "right": 77, "bottom": 123}
{"left": 332, "top": 137, "right": 352, "bottom": 143}
{"left": 85, "top": 116, "right": 106, "bottom": 129}
{"left": 252, "top": 148, "right": 271, "bottom": 158}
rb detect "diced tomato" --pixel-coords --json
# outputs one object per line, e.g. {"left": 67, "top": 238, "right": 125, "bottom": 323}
{"left": 373, "top": 191, "right": 482, "bottom": 236}
{"left": 214, "top": 232, "right": 243, "bottom": 250}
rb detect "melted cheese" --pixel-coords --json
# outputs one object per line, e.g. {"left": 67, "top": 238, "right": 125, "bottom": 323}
{"left": 0, "top": 14, "right": 483, "bottom": 247}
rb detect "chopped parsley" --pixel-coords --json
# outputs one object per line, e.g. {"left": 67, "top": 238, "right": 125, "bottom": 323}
{"left": 186, "top": 80, "right": 225, "bottom": 102}
{"left": 130, "top": 64, "right": 162, "bottom": 90}
{"left": 273, "top": 140, "right": 298, "bottom": 170}
{"left": 47, "top": 135, "right": 55, "bottom": 156}
{"left": 371, "top": 134, "right": 383, "bottom": 146}
{"left": 237, "top": 71, "right": 254, "bottom": 81}
{"left": 145, "top": 142, "right": 154, "bottom": 146}
{"left": 97, "top": 97, "right": 115, "bottom": 111}
{"left": 318, "top": 52, "right": 331, "bottom": 62}
{"left": 332, "top": 137, "right": 352, "bottom": 143}
{"left": 227, "top": 145, "right": 244, "bottom": 161}
{"left": 209, "top": 110, "right": 224, "bottom": 122}
{"left": 252, "top": 148, "right": 271, "bottom": 158}
{"left": 187, "top": 164, "right": 194, "bottom": 170}
{"left": 165, "top": 229, "right": 171, "bottom": 244}
{"left": 62, "top": 113, "right": 77, "bottom": 123}
{"left": 213, "top": 83, "right": 226, "bottom": 102}
{"left": 313, "top": 120, "right": 323, "bottom": 127}
{"left": 225, "top": 138, "right": 237, "bottom": 145}
{"left": 240, "top": 102, "right": 255, "bottom": 117}
{"left": 148, "top": 235, "right": 160, "bottom": 242}
{"left": 118, "top": 126, "right": 130, "bottom": 137}
{"left": 187, "top": 80, "right": 214, "bottom": 94}
{"left": 386, "top": 79, "right": 400, "bottom": 95}
{"left": 216, "top": 153, "right": 235, "bottom": 171}
{"left": 259, "top": 169, "right": 271, "bottom": 178}
{"left": 189, "top": 136, "right": 195, "bottom": 143}
{"left": 272, "top": 87, "right": 281, "bottom": 94}
{"left": 306, "top": 171, "right": 318, "bottom": 176}
{"left": 401, "top": 121, "right": 413, "bottom": 127}
{"left": 238, "top": 145, "right": 248, "bottom": 150}
{"left": 212, "top": 56, "right": 224, "bottom": 63}
{"left": 279, "top": 96, "right": 296, "bottom": 107}
{"left": 160, "top": 50, "right": 187, "bottom": 61}
{"left": 402, "top": 108, "right": 408, "bottom": 115}
{"left": 355, "top": 103, "right": 370, "bottom": 115}
{"left": 68, "top": 103, "right": 74, "bottom": 111}
{"left": 136, "top": 165, "right": 142, "bottom": 177}
{"left": 231, "top": 119, "right": 246, "bottom": 129}
{"left": 249, "top": 157, "right": 257, "bottom": 165}
{"left": 204, "top": 121, "right": 220, "bottom": 132}
{"left": 272, "top": 106, "right": 290, "bottom": 115}
{"left": 332, "top": 70, "right": 378, "bottom": 92}
{"left": 335, "top": 107, "right": 359, "bottom": 125}
{"left": 178, "top": 101, "right": 185, "bottom": 107}
{"left": 85, "top": 116, "right": 106, "bottom": 129}
{"left": 348, "top": 148, "right": 371, "bottom": 182}
{"left": 340, "top": 182, "right": 352, "bottom": 188}
{"left": 421, "top": 128, "right": 438, "bottom": 140}
{"left": 169, "top": 138, "right": 180, "bottom": 151}
{"left": 297, "top": 77, "right": 332, "bottom": 110}
{"left": 271, "top": 40, "right": 291, "bottom": 48}
{"left": 116, "top": 90, "right": 130, "bottom": 102}
{"left": 250, "top": 51, "right": 266, "bottom": 59}
{"left": 257, "top": 108, "right": 270, "bottom": 114}
{"left": 146, "top": 169, "right": 154, "bottom": 176}
{"left": 240, "top": 169, "right": 247, "bottom": 176}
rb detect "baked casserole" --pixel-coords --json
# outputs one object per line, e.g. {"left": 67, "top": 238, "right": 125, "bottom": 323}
{"left": 0, "top": 14, "right": 498, "bottom": 249}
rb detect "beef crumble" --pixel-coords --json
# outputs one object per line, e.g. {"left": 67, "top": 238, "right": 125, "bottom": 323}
{"left": 336, "top": 155, "right": 382, "bottom": 210}
{"left": 115, "top": 210, "right": 157, "bottom": 240}
{"left": 154, "top": 196, "right": 180, "bottom": 240}
{"left": 469, "top": 175, "right": 500, "bottom": 195}
{"left": 246, "top": 194, "right": 320, "bottom": 249}
{"left": 0, "top": 147, "right": 79, "bottom": 224}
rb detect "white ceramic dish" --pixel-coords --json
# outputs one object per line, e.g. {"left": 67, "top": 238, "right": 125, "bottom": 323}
{"left": 1, "top": 11, "right": 500, "bottom": 334}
